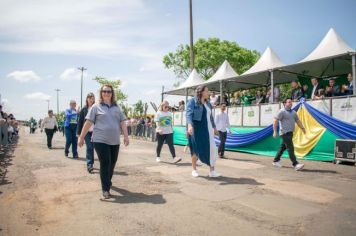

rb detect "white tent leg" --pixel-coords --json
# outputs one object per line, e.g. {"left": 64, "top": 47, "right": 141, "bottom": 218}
{"left": 220, "top": 80, "right": 223, "bottom": 104}
{"left": 270, "top": 70, "right": 274, "bottom": 102}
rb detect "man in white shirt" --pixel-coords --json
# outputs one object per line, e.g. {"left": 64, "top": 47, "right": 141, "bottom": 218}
{"left": 210, "top": 92, "right": 218, "bottom": 107}
{"left": 41, "top": 110, "right": 58, "bottom": 149}
{"left": 215, "top": 103, "right": 231, "bottom": 158}
{"left": 311, "top": 77, "right": 322, "bottom": 100}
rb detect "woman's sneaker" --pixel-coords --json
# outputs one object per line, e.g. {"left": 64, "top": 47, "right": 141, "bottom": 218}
{"left": 294, "top": 163, "right": 305, "bottom": 171}
{"left": 102, "top": 191, "right": 110, "bottom": 199}
{"left": 173, "top": 157, "right": 182, "bottom": 164}
{"left": 191, "top": 170, "right": 199, "bottom": 177}
{"left": 272, "top": 161, "right": 283, "bottom": 168}
{"left": 209, "top": 170, "right": 221, "bottom": 178}
{"left": 156, "top": 157, "right": 161, "bottom": 162}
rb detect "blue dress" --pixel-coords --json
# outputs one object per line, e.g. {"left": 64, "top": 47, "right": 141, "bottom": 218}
{"left": 189, "top": 103, "right": 217, "bottom": 167}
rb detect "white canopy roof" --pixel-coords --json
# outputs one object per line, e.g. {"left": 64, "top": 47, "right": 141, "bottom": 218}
{"left": 164, "top": 68, "right": 205, "bottom": 95}
{"left": 205, "top": 60, "right": 238, "bottom": 83}
{"left": 242, "top": 47, "right": 285, "bottom": 75}
{"left": 300, "top": 28, "right": 354, "bottom": 62}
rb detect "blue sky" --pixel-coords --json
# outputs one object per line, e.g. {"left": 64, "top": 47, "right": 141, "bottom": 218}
{"left": 0, "top": 0, "right": 355, "bottom": 120}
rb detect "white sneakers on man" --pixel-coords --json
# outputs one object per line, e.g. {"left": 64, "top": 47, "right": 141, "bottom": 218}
{"left": 156, "top": 157, "right": 161, "bottom": 162}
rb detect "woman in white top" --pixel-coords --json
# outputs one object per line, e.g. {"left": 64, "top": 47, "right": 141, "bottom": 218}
{"left": 154, "top": 101, "right": 181, "bottom": 164}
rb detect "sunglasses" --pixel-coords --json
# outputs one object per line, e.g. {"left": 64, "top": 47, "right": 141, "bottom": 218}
{"left": 102, "top": 90, "right": 112, "bottom": 94}
{"left": 163, "top": 106, "right": 169, "bottom": 109}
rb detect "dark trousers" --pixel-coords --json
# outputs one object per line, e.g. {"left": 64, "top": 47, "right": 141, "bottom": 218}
{"left": 94, "top": 142, "right": 120, "bottom": 192}
{"left": 218, "top": 131, "right": 227, "bottom": 156}
{"left": 156, "top": 133, "right": 176, "bottom": 158}
{"left": 65, "top": 124, "right": 78, "bottom": 156}
{"left": 45, "top": 128, "right": 54, "bottom": 148}
{"left": 84, "top": 132, "right": 94, "bottom": 168}
{"left": 274, "top": 132, "right": 298, "bottom": 166}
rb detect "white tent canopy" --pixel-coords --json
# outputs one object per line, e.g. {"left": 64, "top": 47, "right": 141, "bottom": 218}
{"left": 242, "top": 47, "right": 285, "bottom": 75}
{"left": 205, "top": 60, "right": 238, "bottom": 83}
{"left": 300, "top": 28, "right": 354, "bottom": 63}
{"left": 164, "top": 68, "right": 205, "bottom": 95}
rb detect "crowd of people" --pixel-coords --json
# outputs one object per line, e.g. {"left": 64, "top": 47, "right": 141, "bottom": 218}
{"left": 200, "top": 73, "right": 355, "bottom": 108}
{"left": 0, "top": 104, "right": 19, "bottom": 151}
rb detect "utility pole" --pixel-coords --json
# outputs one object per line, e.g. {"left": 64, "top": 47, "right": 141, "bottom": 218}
{"left": 189, "top": 0, "right": 194, "bottom": 70}
{"left": 54, "top": 89, "right": 61, "bottom": 114}
{"left": 45, "top": 99, "right": 50, "bottom": 111}
{"left": 78, "top": 67, "right": 87, "bottom": 109}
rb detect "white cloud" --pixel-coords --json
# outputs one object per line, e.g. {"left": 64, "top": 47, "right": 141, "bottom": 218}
{"left": 7, "top": 70, "right": 41, "bottom": 82}
{"left": 24, "top": 92, "right": 51, "bottom": 100}
{"left": 60, "top": 68, "right": 88, "bottom": 81}
{"left": 0, "top": 0, "right": 182, "bottom": 58}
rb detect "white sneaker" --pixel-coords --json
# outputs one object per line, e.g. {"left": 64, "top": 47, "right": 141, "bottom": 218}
{"left": 196, "top": 160, "right": 203, "bottom": 166}
{"left": 192, "top": 170, "right": 199, "bottom": 177}
{"left": 294, "top": 163, "right": 305, "bottom": 171}
{"left": 272, "top": 161, "right": 282, "bottom": 168}
{"left": 209, "top": 170, "right": 221, "bottom": 178}
{"left": 173, "top": 157, "right": 182, "bottom": 164}
{"left": 156, "top": 157, "right": 161, "bottom": 162}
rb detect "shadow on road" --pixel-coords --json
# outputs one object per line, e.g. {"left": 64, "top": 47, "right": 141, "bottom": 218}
{"left": 104, "top": 186, "right": 166, "bottom": 204}
{"left": 160, "top": 161, "right": 192, "bottom": 167}
{"left": 283, "top": 166, "right": 339, "bottom": 174}
{"left": 91, "top": 168, "right": 128, "bottom": 176}
{"left": 200, "top": 176, "right": 264, "bottom": 186}
{"left": 0, "top": 137, "right": 19, "bottom": 191}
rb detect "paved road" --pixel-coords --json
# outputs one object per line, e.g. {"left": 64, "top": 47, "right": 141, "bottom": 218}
{"left": 1, "top": 127, "right": 356, "bottom": 236}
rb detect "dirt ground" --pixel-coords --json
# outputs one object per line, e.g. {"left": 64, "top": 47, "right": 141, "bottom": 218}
{"left": 1, "top": 127, "right": 356, "bottom": 236}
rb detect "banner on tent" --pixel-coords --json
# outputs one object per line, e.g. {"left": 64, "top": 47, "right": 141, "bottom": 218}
{"left": 228, "top": 107, "right": 242, "bottom": 126}
{"left": 308, "top": 99, "right": 331, "bottom": 115}
{"left": 173, "top": 112, "right": 182, "bottom": 126}
{"left": 332, "top": 97, "right": 356, "bottom": 124}
{"left": 182, "top": 111, "right": 187, "bottom": 126}
{"left": 243, "top": 106, "right": 259, "bottom": 126}
{"left": 260, "top": 104, "right": 280, "bottom": 126}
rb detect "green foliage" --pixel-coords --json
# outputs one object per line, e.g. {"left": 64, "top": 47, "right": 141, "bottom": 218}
{"left": 93, "top": 76, "right": 127, "bottom": 102}
{"left": 133, "top": 100, "right": 144, "bottom": 117}
{"left": 163, "top": 38, "right": 260, "bottom": 81}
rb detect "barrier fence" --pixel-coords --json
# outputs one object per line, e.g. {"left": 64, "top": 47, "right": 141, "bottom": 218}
{"left": 172, "top": 95, "right": 356, "bottom": 127}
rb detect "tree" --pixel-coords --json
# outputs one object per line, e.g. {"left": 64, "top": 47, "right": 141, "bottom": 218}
{"left": 133, "top": 100, "right": 144, "bottom": 117}
{"left": 93, "top": 76, "right": 127, "bottom": 102}
{"left": 163, "top": 38, "right": 260, "bottom": 81}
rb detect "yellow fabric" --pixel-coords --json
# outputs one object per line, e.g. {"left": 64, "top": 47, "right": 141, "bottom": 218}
{"left": 293, "top": 106, "right": 326, "bottom": 158}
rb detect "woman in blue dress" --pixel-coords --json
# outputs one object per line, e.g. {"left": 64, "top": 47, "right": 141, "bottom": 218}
{"left": 186, "top": 85, "right": 221, "bottom": 178}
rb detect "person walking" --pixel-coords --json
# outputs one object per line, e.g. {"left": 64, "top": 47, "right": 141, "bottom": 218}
{"left": 154, "top": 101, "right": 181, "bottom": 163}
{"left": 215, "top": 103, "right": 231, "bottom": 159}
{"left": 187, "top": 85, "right": 221, "bottom": 178}
{"left": 77, "top": 92, "right": 96, "bottom": 173}
{"left": 272, "top": 98, "right": 306, "bottom": 171}
{"left": 78, "top": 84, "right": 129, "bottom": 199}
{"left": 40, "top": 110, "right": 58, "bottom": 149}
{"left": 64, "top": 100, "right": 79, "bottom": 158}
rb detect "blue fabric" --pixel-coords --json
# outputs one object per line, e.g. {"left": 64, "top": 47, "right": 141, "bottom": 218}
{"left": 64, "top": 108, "right": 79, "bottom": 127}
{"left": 190, "top": 104, "right": 212, "bottom": 166}
{"left": 214, "top": 103, "right": 302, "bottom": 147}
{"left": 65, "top": 124, "right": 78, "bottom": 156}
{"left": 304, "top": 102, "right": 356, "bottom": 140}
{"left": 85, "top": 132, "right": 94, "bottom": 168}
{"left": 186, "top": 97, "right": 216, "bottom": 128}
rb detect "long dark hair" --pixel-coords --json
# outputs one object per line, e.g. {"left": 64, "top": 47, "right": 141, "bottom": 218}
{"left": 85, "top": 92, "right": 95, "bottom": 108}
{"left": 195, "top": 85, "right": 208, "bottom": 104}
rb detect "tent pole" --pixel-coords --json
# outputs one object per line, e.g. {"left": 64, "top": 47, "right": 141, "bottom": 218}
{"left": 220, "top": 80, "right": 223, "bottom": 104}
{"left": 161, "top": 85, "right": 164, "bottom": 102}
{"left": 352, "top": 53, "right": 356, "bottom": 96}
{"left": 185, "top": 88, "right": 188, "bottom": 107}
{"left": 270, "top": 70, "right": 274, "bottom": 102}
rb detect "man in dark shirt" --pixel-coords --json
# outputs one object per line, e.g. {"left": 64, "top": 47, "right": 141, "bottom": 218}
{"left": 325, "top": 79, "right": 340, "bottom": 97}
{"left": 290, "top": 80, "right": 303, "bottom": 101}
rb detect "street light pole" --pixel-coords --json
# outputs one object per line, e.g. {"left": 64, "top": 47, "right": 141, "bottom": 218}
{"left": 189, "top": 0, "right": 194, "bottom": 70}
{"left": 78, "top": 67, "right": 87, "bottom": 109}
{"left": 55, "top": 89, "right": 61, "bottom": 114}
